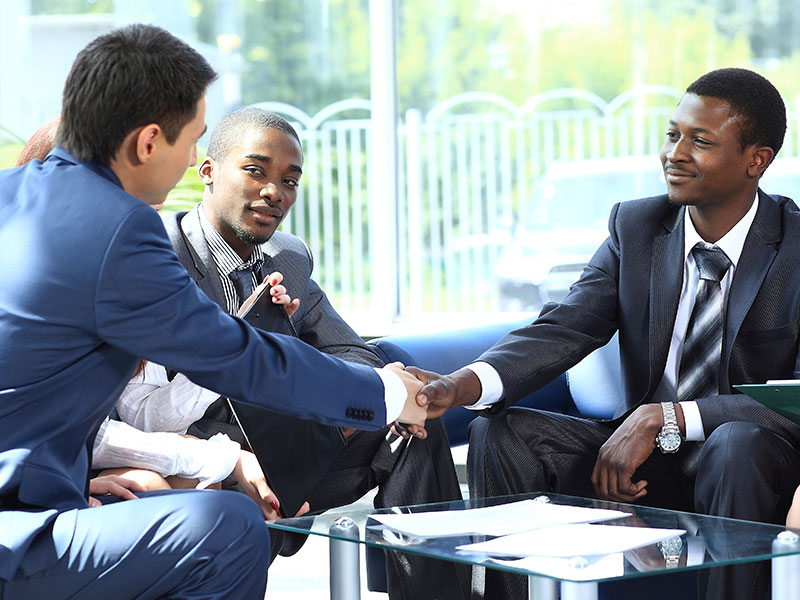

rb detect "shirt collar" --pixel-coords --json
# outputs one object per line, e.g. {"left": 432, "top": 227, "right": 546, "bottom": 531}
{"left": 198, "top": 202, "right": 265, "bottom": 277}
{"left": 49, "top": 146, "right": 123, "bottom": 189}
{"left": 683, "top": 194, "right": 758, "bottom": 269}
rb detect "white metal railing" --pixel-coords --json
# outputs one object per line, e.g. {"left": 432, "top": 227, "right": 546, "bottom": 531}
{"left": 252, "top": 88, "right": 800, "bottom": 320}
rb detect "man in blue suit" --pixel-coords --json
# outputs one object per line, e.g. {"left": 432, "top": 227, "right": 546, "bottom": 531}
{"left": 0, "top": 24, "right": 426, "bottom": 599}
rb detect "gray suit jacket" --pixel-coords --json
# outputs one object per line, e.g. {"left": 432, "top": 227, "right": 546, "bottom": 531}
{"left": 482, "top": 190, "right": 800, "bottom": 445}
{"left": 163, "top": 205, "right": 382, "bottom": 369}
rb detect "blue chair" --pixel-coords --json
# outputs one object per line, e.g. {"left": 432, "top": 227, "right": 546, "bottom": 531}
{"left": 365, "top": 320, "right": 697, "bottom": 599}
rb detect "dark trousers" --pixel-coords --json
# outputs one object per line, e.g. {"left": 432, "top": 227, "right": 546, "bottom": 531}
{"left": 301, "top": 417, "right": 470, "bottom": 600}
{"left": 467, "top": 408, "right": 800, "bottom": 600}
{"left": 1, "top": 490, "right": 269, "bottom": 600}
{"left": 194, "top": 414, "right": 470, "bottom": 600}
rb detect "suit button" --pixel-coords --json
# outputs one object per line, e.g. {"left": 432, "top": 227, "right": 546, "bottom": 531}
{"left": 367, "top": 410, "right": 374, "bottom": 420}
{"left": 346, "top": 408, "right": 355, "bottom": 418}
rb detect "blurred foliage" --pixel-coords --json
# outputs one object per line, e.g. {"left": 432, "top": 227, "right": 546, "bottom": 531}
{"left": 0, "top": 144, "right": 23, "bottom": 169}
{"left": 159, "top": 149, "right": 206, "bottom": 216}
{"left": 187, "top": 0, "right": 800, "bottom": 116}
{"left": 30, "top": 0, "right": 113, "bottom": 13}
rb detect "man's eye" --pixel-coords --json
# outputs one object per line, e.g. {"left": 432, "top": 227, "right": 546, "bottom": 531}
{"left": 284, "top": 179, "right": 299, "bottom": 187}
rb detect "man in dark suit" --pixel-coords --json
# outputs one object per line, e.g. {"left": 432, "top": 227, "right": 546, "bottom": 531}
{"left": 0, "top": 25, "right": 427, "bottom": 599}
{"left": 158, "top": 107, "right": 468, "bottom": 599}
{"left": 410, "top": 68, "right": 800, "bottom": 599}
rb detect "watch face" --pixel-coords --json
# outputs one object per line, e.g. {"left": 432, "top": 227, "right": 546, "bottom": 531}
{"left": 659, "top": 536, "right": 683, "bottom": 555}
{"left": 658, "top": 430, "right": 681, "bottom": 452}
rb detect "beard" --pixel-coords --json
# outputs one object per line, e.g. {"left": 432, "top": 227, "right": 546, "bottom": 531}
{"left": 233, "top": 223, "right": 273, "bottom": 246}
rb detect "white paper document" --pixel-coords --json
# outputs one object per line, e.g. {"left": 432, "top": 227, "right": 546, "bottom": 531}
{"left": 369, "top": 499, "right": 628, "bottom": 538}
{"left": 457, "top": 523, "right": 685, "bottom": 558}
{"left": 491, "top": 553, "right": 625, "bottom": 581}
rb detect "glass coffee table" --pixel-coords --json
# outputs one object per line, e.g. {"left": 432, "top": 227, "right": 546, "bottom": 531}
{"left": 268, "top": 492, "right": 800, "bottom": 600}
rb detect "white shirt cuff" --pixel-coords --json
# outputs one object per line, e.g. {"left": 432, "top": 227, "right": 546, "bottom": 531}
{"left": 176, "top": 433, "right": 241, "bottom": 489}
{"left": 679, "top": 401, "right": 705, "bottom": 442}
{"left": 465, "top": 362, "right": 503, "bottom": 410}
{"left": 374, "top": 367, "right": 406, "bottom": 424}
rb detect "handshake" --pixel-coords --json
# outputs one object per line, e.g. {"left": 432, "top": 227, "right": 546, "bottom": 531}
{"left": 381, "top": 362, "right": 483, "bottom": 440}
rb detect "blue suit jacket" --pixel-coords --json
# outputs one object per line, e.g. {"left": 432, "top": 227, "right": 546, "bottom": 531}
{"left": 0, "top": 148, "right": 385, "bottom": 580}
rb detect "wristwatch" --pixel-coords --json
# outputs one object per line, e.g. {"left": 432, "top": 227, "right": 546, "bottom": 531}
{"left": 655, "top": 402, "right": 682, "bottom": 453}
{"left": 657, "top": 536, "right": 683, "bottom": 569}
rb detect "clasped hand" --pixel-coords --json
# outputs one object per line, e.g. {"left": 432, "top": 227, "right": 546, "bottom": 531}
{"left": 381, "top": 364, "right": 484, "bottom": 439}
{"left": 591, "top": 404, "right": 664, "bottom": 502}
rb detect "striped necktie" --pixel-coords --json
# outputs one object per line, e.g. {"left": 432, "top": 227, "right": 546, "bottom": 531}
{"left": 675, "top": 245, "right": 731, "bottom": 476}
{"left": 229, "top": 261, "right": 263, "bottom": 309}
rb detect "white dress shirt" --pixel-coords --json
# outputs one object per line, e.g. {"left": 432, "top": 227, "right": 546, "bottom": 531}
{"left": 467, "top": 196, "right": 760, "bottom": 443}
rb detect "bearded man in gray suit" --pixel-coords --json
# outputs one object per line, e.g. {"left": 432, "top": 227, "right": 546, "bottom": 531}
{"left": 161, "top": 107, "right": 468, "bottom": 600}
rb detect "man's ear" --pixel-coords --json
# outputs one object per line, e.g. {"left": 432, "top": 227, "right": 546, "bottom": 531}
{"left": 135, "top": 124, "right": 162, "bottom": 164}
{"left": 747, "top": 146, "right": 775, "bottom": 178}
{"left": 198, "top": 158, "right": 215, "bottom": 185}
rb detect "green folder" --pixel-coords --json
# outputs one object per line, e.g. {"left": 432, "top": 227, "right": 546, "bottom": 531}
{"left": 735, "top": 383, "right": 800, "bottom": 425}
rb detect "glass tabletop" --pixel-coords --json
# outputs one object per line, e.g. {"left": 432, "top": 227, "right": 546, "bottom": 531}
{"left": 268, "top": 492, "right": 800, "bottom": 584}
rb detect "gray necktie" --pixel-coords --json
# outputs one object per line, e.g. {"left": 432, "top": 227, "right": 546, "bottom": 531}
{"left": 229, "top": 263, "right": 262, "bottom": 309}
{"left": 676, "top": 245, "right": 731, "bottom": 476}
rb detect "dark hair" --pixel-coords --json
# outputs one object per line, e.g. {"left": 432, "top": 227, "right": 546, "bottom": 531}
{"left": 57, "top": 24, "right": 217, "bottom": 166}
{"left": 206, "top": 107, "right": 300, "bottom": 162}
{"left": 686, "top": 67, "right": 786, "bottom": 156}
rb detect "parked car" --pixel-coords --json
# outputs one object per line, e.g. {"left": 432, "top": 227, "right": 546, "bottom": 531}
{"left": 496, "top": 156, "right": 666, "bottom": 311}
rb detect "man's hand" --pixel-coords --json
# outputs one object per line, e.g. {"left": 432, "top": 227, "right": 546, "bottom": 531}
{"left": 88, "top": 474, "right": 146, "bottom": 506}
{"left": 383, "top": 362, "right": 428, "bottom": 439}
{"left": 591, "top": 404, "right": 665, "bottom": 502}
{"left": 405, "top": 366, "right": 482, "bottom": 419}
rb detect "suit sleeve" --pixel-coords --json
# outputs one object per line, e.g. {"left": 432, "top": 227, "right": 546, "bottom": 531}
{"left": 296, "top": 277, "right": 384, "bottom": 368}
{"left": 695, "top": 391, "right": 800, "bottom": 446}
{"left": 479, "top": 203, "right": 623, "bottom": 410}
{"left": 93, "top": 205, "right": 388, "bottom": 430}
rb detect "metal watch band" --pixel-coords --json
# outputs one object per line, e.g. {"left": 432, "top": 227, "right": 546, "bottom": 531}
{"left": 661, "top": 401, "right": 677, "bottom": 427}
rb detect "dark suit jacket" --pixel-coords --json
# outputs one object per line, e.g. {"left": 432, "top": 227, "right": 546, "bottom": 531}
{"left": 163, "top": 205, "right": 382, "bottom": 368}
{"left": 481, "top": 191, "right": 800, "bottom": 445}
{"left": 0, "top": 149, "right": 386, "bottom": 580}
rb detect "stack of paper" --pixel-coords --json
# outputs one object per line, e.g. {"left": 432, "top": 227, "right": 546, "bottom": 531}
{"left": 369, "top": 499, "right": 628, "bottom": 538}
{"left": 371, "top": 500, "right": 685, "bottom": 569}
{"left": 456, "top": 523, "right": 684, "bottom": 557}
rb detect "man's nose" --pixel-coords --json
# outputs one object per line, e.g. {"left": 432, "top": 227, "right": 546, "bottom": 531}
{"left": 665, "top": 137, "right": 690, "bottom": 162}
{"left": 260, "top": 182, "right": 281, "bottom": 202}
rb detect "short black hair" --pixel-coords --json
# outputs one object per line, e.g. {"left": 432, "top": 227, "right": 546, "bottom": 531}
{"left": 206, "top": 107, "right": 300, "bottom": 162}
{"left": 686, "top": 67, "right": 786, "bottom": 156}
{"left": 57, "top": 24, "right": 217, "bottom": 166}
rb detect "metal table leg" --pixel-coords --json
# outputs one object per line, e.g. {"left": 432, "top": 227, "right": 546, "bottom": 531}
{"left": 772, "top": 530, "right": 800, "bottom": 599}
{"left": 561, "top": 581, "right": 599, "bottom": 600}
{"left": 528, "top": 575, "right": 558, "bottom": 599}
{"left": 329, "top": 516, "right": 361, "bottom": 600}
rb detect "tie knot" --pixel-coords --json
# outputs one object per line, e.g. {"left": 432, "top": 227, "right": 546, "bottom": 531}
{"left": 691, "top": 246, "right": 730, "bottom": 282}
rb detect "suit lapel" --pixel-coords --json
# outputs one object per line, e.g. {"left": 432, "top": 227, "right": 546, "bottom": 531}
{"left": 720, "top": 190, "right": 781, "bottom": 391}
{"left": 647, "top": 206, "right": 685, "bottom": 399}
{"left": 179, "top": 205, "right": 228, "bottom": 309}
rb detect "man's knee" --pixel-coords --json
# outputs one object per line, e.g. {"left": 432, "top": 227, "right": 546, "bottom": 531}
{"left": 696, "top": 422, "right": 799, "bottom": 521}
{"left": 699, "top": 421, "right": 773, "bottom": 476}
{"left": 172, "top": 490, "right": 269, "bottom": 562}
